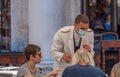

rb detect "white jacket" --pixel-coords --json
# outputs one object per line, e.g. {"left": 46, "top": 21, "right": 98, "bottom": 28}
{"left": 51, "top": 26, "right": 94, "bottom": 77}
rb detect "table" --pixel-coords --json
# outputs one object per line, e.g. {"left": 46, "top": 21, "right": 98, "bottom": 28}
{"left": 0, "top": 66, "right": 19, "bottom": 77}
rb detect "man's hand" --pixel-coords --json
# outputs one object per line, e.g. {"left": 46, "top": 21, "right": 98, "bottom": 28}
{"left": 83, "top": 44, "right": 91, "bottom": 52}
{"left": 63, "top": 54, "right": 72, "bottom": 63}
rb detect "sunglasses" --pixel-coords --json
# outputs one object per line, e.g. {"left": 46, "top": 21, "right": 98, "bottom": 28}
{"left": 36, "top": 53, "right": 42, "bottom": 57}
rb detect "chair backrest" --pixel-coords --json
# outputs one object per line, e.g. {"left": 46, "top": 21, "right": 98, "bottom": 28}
{"left": 100, "top": 32, "right": 119, "bottom": 41}
{"left": 100, "top": 32, "right": 119, "bottom": 52}
{"left": 94, "top": 32, "right": 119, "bottom": 68}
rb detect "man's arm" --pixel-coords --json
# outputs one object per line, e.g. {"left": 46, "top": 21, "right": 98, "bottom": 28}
{"left": 51, "top": 31, "right": 64, "bottom": 62}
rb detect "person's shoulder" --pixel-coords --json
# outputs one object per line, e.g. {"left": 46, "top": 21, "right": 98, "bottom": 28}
{"left": 19, "top": 63, "right": 25, "bottom": 67}
{"left": 86, "top": 28, "right": 94, "bottom": 35}
{"left": 116, "top": 62, "right": 120, "bottom": 65}
{"left": 87, "top": 28, "right": 93, "bottom": 32}
{"left": 19, "top": 63, "right": 28, "bottom": 70}
{"left": 91, "top": 66, "right": 104, "bottom": 72}
{"left": 65, "top": 64, "right": 79, "bottom": 70}
{"left": 113, "top": 62, "right": 120, "bottom": 68}
{"left": 59, "top": 26, "right": 74, "bottom": 33}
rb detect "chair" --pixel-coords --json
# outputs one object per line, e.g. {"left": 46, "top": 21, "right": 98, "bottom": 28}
{"left": 100, "top": 32, "right": 119, "bottom": 72}
{"left": 100, "top": 32, "right": 119, "bottom": 41}
{"left": 94, "top": 32, "right": 119, "bottom": 68}
{"left": 101, "top": 40, "right": 120, "bottom": 72}
{"left": 100, "top": 32, "right": 119, "bottom": 55}
{"left": 100, "top": 32, "right": 119, "bottom": 54}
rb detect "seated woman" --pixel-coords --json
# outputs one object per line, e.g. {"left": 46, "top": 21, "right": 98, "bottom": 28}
{"left": 62, "top": 48, "right": 106, "bottom": 77}
{"left": 110, "top": 62, "right": 120, "bottom": 77}
{"left": 17, "top": 44, "right": 59, "bottom": 77}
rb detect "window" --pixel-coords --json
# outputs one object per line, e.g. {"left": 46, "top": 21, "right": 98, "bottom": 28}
{"left": 89, "top": 0, "right": 111, "bottom": 32}
{"left": 81, "top": 0, "right": 117, "bottom": 33}
{"left": 117, "top": 0, "right": 120, "bottom": 38}
{"left": 0, "top": 0, "right": 11, "bottom": 52}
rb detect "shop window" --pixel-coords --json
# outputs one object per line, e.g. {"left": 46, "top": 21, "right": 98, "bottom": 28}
{"left": 81, "top": 0, "right": 117, "bottom": 33}
{"left": 89, "top": 0, "right": 111, "bottom": 32}
{"left": 0, "top": 0, "right": 11, "bottom": 52}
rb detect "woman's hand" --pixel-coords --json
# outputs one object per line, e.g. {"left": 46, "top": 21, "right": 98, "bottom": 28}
{"left": 44, "top": 70, "right": 61, "bottom": 77}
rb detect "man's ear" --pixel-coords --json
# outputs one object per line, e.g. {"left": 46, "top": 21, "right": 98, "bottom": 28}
{"left": 30, "top": 54, "right": 34, "bottom": 59}
{"left": 74, "top": 23, "right": 78, "bottom": 31}
{"left": 74, "top": 23, "right": 77, "bottom": 27}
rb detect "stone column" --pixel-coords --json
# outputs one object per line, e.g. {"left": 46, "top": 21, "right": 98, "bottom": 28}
{"left": 62, "top": 0, "right": 80, "bottom": 26}
{"left": 28, "top": 0, "right": 63, "bottom": 60}
{"left": 11, "top": 0, "right": 28, "bottom": 52}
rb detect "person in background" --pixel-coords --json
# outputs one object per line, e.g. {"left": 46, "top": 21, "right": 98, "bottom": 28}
{"left": 62, "top": 48, "right": 106, "bottom": 77}
{"left": 104, "top": 15, "right": 111, "bottom": 31}
{"left": 51, "top": 14, "right": 94, "bottom": 77}
{"left": 17, "top": 44, "right": 59, "bottom": 77}
{"left": 110, "top": 62, "right": 120, "bottom": 77}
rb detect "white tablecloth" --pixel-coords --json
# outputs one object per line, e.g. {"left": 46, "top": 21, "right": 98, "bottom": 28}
{"left": 0, "top": 66, "right": 19, "bottom": 77}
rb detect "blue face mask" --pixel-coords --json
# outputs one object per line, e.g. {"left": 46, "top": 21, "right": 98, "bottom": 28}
{"left": 77, "top": 29, "right": 87, "bottom": 36}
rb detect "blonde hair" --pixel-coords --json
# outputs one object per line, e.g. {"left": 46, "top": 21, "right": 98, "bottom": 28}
{"left": 72, "top": 48, "right": 95, "bottom": 66}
